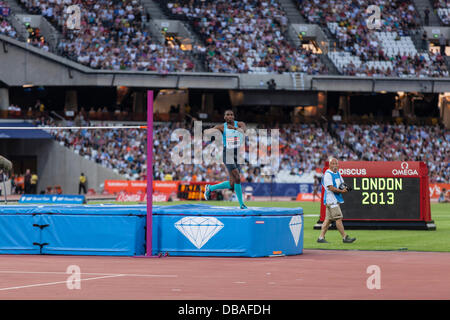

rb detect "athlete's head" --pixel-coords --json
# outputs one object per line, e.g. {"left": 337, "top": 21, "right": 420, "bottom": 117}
{"left": 224, "top": 109, "right": 234, "bottom": 124}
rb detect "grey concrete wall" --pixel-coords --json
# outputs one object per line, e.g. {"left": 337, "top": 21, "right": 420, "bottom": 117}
{"left": 0, "top": 139, "right": 125, "bottom": 195}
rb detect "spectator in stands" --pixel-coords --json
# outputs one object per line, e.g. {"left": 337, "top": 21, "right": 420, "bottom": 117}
{"left": 439, "top": 33, "right": 447, "bottom": 56}
{"left": 424, "top": 8, "right": 430, "bottom": 26}
{"left": 422, "top": 30, "right": 428, "bottom": 51}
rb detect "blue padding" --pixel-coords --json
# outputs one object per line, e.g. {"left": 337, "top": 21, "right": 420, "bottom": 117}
{"left": 152, "top": 206, "right": 304, "bottom": 257}
{"left": 0, "top": 205, "right": 147, "bottom": 215}
{"left": 154, "top": 204, "right": 303, "bottom": 216}
{"left": 0, "top": 204, "right": 303, "bottom": 257}
{"left": 0, "top": 204, "right": 302, "bottom": 216}
{"left": 40, "top": 215, "right": 146, "bottom": 256}
{"left": 0, "top": 215, "right": 41, "bottom": 254}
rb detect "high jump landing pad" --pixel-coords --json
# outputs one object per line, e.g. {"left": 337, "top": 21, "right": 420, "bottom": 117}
{"left": 0, "top": 204, "right": 303, "bottom": 257}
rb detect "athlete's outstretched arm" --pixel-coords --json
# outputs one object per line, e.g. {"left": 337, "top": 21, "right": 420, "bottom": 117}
{"left": 204, "top": 124, "right": 224, "bottom": 135}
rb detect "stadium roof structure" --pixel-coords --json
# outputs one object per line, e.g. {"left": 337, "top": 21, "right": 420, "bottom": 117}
{"left": 0, "top": 122, "right": 53, "bottom": 139}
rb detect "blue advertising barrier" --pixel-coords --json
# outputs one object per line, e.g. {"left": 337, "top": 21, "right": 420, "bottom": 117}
{"left": 242, "top": 183, "right": 313, "bottom": 197}
{"left": 0, "top": 204, "right": 303, "bottom": 257}
{"left": 19, "top": 194, "right": 87, "bottom": 204}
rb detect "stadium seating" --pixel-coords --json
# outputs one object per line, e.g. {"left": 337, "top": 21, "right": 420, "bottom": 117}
{"left": 332, "top": 122, "right": 450, "bottom": 183}
{"left": 0, "top": 0, "right": 446, "bottom": 77}
{"left": 36, "top": 116, "right": 448, "bottom": 184}
{"left": 0, "top": 16, "right": 16, "bottom": 38}
{"left": 161, "top": 0, "right": 328, "bottom": 74}
{"left": 2, "top": 110, "right": 437, "bottom": 186}
{"left": 17, "top": 0, "right": 195, "bottom": 71}
{"left": 0, "top": 1, "right": 17, "bottom": 39}
{"left": 300, "top": 0, "right": 449, "bottom": 77}
{"left": 435, "top": 0, "right": 450, "bottom": 25}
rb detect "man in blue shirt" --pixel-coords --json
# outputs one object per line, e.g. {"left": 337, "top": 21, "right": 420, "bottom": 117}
{"left": 317, "top": 157, "right": 356, "bottom": 244}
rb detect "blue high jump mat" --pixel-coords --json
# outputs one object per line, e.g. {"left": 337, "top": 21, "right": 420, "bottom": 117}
{"left": 153, "top": 204, "right": 303, "bottom": 257}
{"left": 0, "top": 204, "right": 303, "bottom": 257}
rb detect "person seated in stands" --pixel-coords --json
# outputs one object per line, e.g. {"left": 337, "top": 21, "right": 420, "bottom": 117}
{"left": 101, "top": 106, "right": 109, "bottom": 120}
{"left": 26, "top": 107, "right": 33, "bottom": 118}
{"left": 88, "top": 107, "right": 96, "bottom": 120}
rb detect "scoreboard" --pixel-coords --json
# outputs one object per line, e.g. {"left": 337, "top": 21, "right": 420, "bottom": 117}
{"left": 177, "top": 183, "right": 207, "bottom": 200}
{"left": 316, "top": 161, "right": 435, "bottom": 230}
{"left": 341, "top": 177, "right": 420, "bottom": 219}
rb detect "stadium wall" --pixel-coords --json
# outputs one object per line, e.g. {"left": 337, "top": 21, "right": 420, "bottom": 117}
{"left": 0, "top": 140, "right": 124, "bottom": 195}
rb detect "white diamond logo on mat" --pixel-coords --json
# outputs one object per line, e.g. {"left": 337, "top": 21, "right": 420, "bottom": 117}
{"left": 175, "top": 217, "right": 224, "bottom": 249}
{"left": 289, "top": 216, "right": 302, "bottom": 246}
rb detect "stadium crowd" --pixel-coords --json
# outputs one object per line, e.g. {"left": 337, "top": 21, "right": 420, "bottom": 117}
{"left": 299, "top": 0, "right": 449, "bottom": 77}
{"left": 299, "top": 0, "right": 420, "bottom": 29}
{"left": 163, "top": 0, "right": 328, "bottom": 74}
{"left": 434, "top": 0, "right": 450, "bottom": 25}
{"left": 333, "top": 123, "right": 450, "bottom": 183}
{"left": 18, "top": 0, "right": 195, "bottom": 72}
{"left": 33, "top": 115, "right": 449, "bottom": 184}
{"left": 35, "top": 116, "right": 147, "bottom": 181}
{"left": 0, "top": 16, "right": 16, "bottom": 38}
{"left": 0, "top": 1, "right": 17, "bottom": 39}
{"left": 0, "top": 0, "right": 446, "bottom": 77}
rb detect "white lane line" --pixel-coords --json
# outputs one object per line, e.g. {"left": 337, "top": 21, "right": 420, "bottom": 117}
{"left": 0, "top": 275, "right": 124, "bottom": 291}
{"left": 0, "top": 271, "right": 177, "bottom": 278}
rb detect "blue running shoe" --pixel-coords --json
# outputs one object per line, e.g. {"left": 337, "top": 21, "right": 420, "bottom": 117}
{"left": 204, "top": 184, "right": 211, "bottom": 200}
{"left": 240, "top": 204, "right": 248, "bottom": 209}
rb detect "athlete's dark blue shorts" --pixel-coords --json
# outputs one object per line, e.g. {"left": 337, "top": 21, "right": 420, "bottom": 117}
{"left": 223, "top": 149, "right": 241, "bottom": 173}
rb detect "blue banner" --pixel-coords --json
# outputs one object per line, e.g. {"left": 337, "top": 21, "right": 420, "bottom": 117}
{"left": 241, "top": 183, "right": 314, "bottom": 197}
{"left": 19, "top": 194, "right": 86, "bottom": 204}
{"left": 0, "top": 122, "right": 53, "bottom": 139}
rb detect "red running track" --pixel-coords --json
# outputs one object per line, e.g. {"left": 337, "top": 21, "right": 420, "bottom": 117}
{"left": 0, "top": 250, "right": 449, "bottom": 300}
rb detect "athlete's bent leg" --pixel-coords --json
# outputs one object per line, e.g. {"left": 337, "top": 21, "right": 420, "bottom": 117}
{"left": 231, "top": 169, "right": 246, "bottom": 209}
{"left": 210, "top": 181, "right": 231, "bottom": 192}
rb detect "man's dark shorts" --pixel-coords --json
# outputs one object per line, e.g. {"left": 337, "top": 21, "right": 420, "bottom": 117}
{"left": 223, "top": 149, "right": 241, "bottom": 173}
